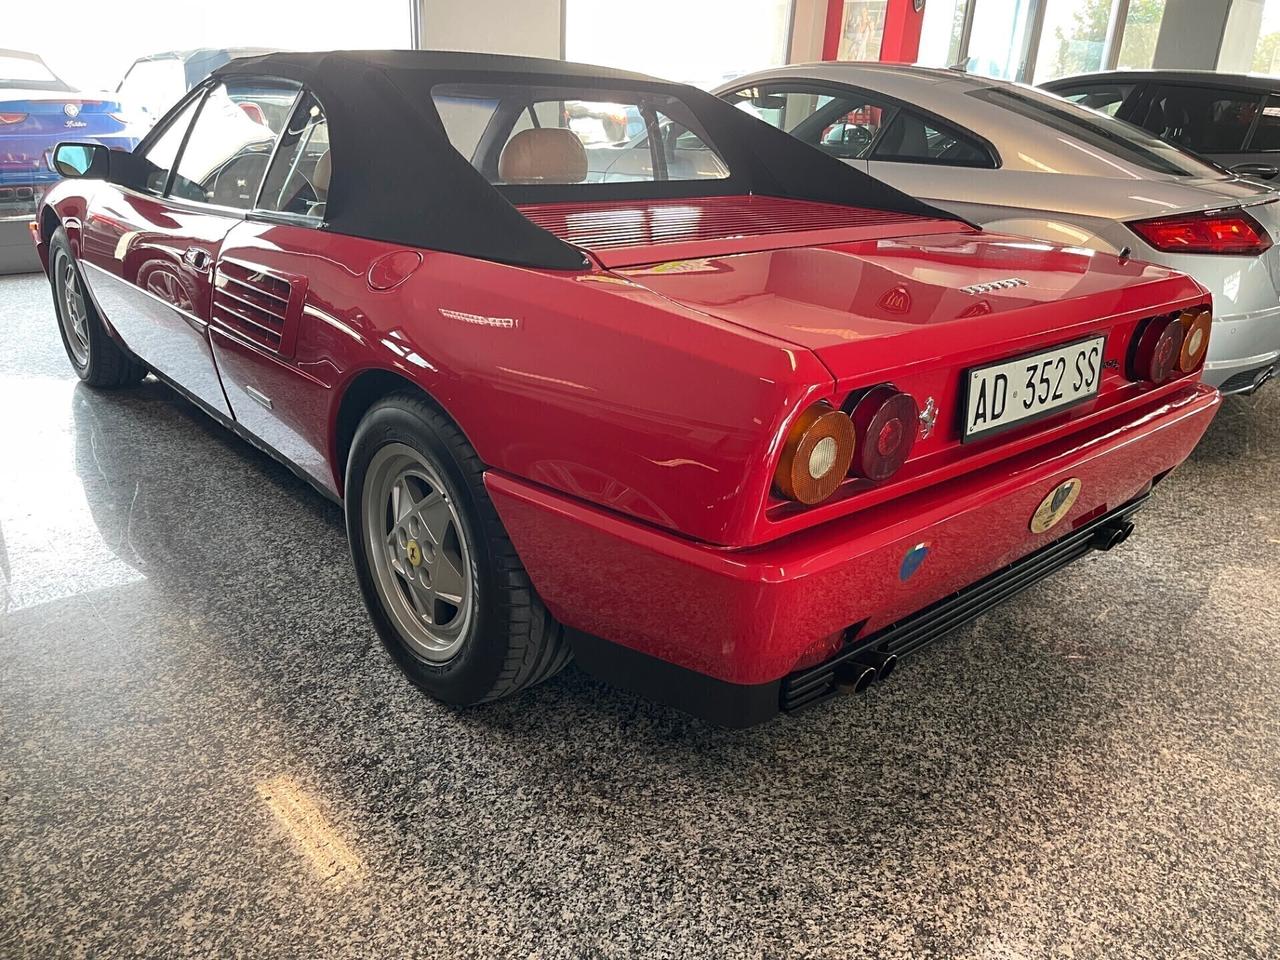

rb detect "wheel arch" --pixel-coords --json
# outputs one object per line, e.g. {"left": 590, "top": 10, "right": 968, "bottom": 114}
{"left": 331, "top": 367, "right": 478, "bottom": 498}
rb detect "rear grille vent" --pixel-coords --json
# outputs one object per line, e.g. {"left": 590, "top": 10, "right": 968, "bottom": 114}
{"left": 212, "top": 260, "right": 292, "bottom": 351}
{"left": 517, "top": 196, "right": 926, "bottom": 251}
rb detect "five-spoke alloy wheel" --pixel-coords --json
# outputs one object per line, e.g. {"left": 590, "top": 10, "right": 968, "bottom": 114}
{"left": 345, "top": 393, "right": 569, "bottom": 705}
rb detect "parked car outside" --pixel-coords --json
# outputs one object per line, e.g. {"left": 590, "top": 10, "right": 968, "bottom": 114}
{"left": 717, "top": 64, "right": 1280, "bottom": 395}
{"left": 36, "top": 52, "right": 1218, "bottom": 726}
{"left": 1041, "top": 70, "right": 1280, "bottom": 183}
{"left": 0, "top": 49, "right": 139, "bottom": 218}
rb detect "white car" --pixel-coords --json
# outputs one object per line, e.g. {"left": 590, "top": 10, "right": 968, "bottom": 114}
{"left": 717, "top": 64, "right": 1280, "bottom": 395}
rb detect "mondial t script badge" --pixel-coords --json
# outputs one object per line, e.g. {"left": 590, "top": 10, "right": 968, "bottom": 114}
{"left": 1030, "top": 478, "right": 1082, "bottom": 534}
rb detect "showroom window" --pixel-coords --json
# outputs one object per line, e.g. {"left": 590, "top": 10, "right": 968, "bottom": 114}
{"left": 918, "top": 0, "right": 1169, "bottom": 82}
{"left": 564, "top": 0, "right": 793, "bottom": 90}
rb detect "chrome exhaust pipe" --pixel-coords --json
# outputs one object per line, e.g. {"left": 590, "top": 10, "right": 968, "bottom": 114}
{"left": 1091, "top": 519, "right": 1135, "bottom": 552}
{"left": 842, "top": 648, "right": 898, "bottom": 684}
{"left": 834, "top": 660, "right": 877, "bottom": 693}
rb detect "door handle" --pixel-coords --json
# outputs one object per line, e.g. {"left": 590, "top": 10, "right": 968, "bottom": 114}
{"left": 1230, "top": 162, "right": 1280, "bottom": 180}
{"left": 182, "top": 247, "right": 213, "bottom": 274}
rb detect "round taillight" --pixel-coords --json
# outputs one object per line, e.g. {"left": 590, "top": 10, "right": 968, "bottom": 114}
{"left": 773, "top": 402, "right": 856, "bottom": 505}
{"left": 1178, "top": 307, "right": 1212, "bottom": 373}
{"left": 849, "top": 385, "right": 918, "bottom": 481}
{"left": 1130, "top": 314, "right": 1186, "bottom": 386}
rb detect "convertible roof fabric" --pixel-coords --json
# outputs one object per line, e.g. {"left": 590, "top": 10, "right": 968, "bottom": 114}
{"left": 214, "top": 50, "right": 963, "bottom": 270}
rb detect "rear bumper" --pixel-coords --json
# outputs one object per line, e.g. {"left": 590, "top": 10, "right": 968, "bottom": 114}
{"left": 1204, "top": 303, "right": 1280, "bottom": 393}
{"left": 487, "top": 384, "right": 1220, "bottom": 723}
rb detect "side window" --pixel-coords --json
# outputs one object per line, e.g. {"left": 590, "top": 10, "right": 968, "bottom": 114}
{"left": 872, "top": 110, "right": 994, "bottom": 167}
{"left": 1137, "top": 84, "right": 1262, "bottom": 153}
{"left": 140, "top": 94, "right": 202, "bottom": 195}
{"left": 722, "top": 84, "right": 886, "bottom": 159}
{"left": 1247, "top": 95, "right": 1280, "bottom": 152}
{"left": 169, "top": 79, "right": 299, "bottom": 208}
{"left": 1058, "top": 83, "right": 1134, "bottom": 117}
{"left": 258, "top": 92, "right": 330, "bottom": 220}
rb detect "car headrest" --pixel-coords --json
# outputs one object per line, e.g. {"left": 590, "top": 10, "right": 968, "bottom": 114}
{"left": 498, "top": 128, "right": 588, "bottom": 184}
{"left": 311, "top": 150, "right": 331, "bottom": 197}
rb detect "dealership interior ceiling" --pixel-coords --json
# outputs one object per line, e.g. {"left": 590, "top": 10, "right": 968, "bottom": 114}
{"left": 4, "top": 1, "right": 1280, "bottom": 958}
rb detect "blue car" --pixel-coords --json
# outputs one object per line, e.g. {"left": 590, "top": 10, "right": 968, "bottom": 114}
{"left": 0, "top": 49, "right": 139, "bottom": 217}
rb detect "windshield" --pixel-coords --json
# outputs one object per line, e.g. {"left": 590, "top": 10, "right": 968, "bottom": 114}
{"left": 432, "top": 82, "right": 731, "bottom": 188}
{"left": 117, "top": 59, "right": 189, "bottom": 121}
{"left": 969, "top": 85, "right": 1224, "bottom": 179}
{"left": 0, "top": 52, "right": 71, "bottom": 91}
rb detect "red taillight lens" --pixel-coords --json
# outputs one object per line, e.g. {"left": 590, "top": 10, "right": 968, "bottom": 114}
{"left": 1178, "top": 306, "right": 1212, "bottom": 373}
{"left": 1129, "top": 314, "right": 1187, "bottom": 385}
{"left": 849, "top": 385, "right": 918, "bottom": 481}
{"left": 0, "top": 113, "right": 28, "bottom": 125}
{"left": 1128, "top": 208, "right": 1272, "bottom": 255}
{"left": 773, "top": 402, "right": 857, "bottom": 505}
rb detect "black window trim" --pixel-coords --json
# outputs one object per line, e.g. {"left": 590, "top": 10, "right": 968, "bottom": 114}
{"left": 250, "top": 86, "right": 329, "bottom": 226}
{"left": 722, "top": 78, "right": 1001, "bottom": 170}
{"left": 158, "top": 75, "right": 302, "bottom": 215}
{"left": 133, "top": 81, "right": 210, "bottom": 199}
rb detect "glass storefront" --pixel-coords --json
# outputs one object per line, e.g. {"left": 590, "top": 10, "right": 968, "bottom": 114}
{"left": 1115, "top": 0, "right": 1167, "bottom": 70}
{"left": 565, "top": 0, "right": 793, "bottom": 90}
{"left": 1, "top": 0, "right": 412, "bottom": 222}
{"left": 964, "top": 0, "right": 1036, "bottom": 81}
{"left": 1033, "top": 0, "right": 1117, "bottom": 83}
{"left": 918, "top": 0, "right": 972, "bottom": 69}
{"left": 918, "top": 0, "right": 1170, "bottom": 82}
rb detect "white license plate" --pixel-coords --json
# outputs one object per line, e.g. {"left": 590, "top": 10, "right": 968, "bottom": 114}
{"left": 963, "top": 335, "right": 1106, "bottom": 441}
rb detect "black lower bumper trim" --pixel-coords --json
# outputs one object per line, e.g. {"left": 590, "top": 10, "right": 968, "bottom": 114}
{"left": 569, "top": 489, "right": 1151, "bottom": 727}
{"left": 780, "top": 490, "right": 1151, "bottom": 713}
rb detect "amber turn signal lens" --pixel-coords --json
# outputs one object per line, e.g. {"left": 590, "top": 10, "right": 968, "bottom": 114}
{"left": 1130, "top": 314, "right": 1186, "bottom": 386}
{"left": 1178, "top": 306, "right": 1212, "bottom": 373}
{"left": 774, "top": 402, "right": 856, "bottom": 505}
{"left": 849, "top": 385, "right": 919, "bottom": 482}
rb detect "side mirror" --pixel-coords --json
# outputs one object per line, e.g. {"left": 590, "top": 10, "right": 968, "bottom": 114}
{"left": 1231, "top": 162, "right": 1280, "bottom": 181}
{"left": 52, "top": 142, "right": 111, "bottom": 179}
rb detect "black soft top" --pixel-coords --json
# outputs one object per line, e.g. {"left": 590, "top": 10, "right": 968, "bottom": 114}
{"left": 214, "top": 50, "right": 961, "bottom": 270}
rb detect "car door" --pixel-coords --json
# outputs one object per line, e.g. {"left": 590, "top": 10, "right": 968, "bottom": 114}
{"left": 77, "top": 78, "right": 299, "bottom": 416}
{"left": 719, "top": 82, "right": 894, "bottom": 171}
{"left": 204, "top": 91, "right": 337, "bottom": 488}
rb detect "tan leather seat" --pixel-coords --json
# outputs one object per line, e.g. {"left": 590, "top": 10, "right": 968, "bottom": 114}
{"left": 498, "top": 128, "right": 588, "bottom": 184}
{"left": 311, "top": 149, "right": 331, "bottom": 199}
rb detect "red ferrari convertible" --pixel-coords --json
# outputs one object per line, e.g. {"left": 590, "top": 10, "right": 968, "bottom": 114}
{"left": 35, "top": 52, "right": 1218, "bottom": 726}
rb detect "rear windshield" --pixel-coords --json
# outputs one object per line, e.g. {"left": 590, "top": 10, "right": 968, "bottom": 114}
{"left": 432, "top": 82, "right": 731, "bottom": 189}
{"left": 0, "top": 53, "right": 71, "bottom": 91}
{"left": 969, "top": 85, "right": 1223, "bottom": 178}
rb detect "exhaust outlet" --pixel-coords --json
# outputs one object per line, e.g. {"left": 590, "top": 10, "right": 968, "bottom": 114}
{"left": 847, "top": 648, "right": 898, "bottom": 683}
{"left": 1091, "top": 519, "right": 1135, "bottom": 552}
{"left": 834, "top": 661, "right": 877, "bottom": 693}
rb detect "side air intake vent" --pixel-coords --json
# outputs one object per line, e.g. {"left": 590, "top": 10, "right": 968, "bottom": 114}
{"left": 212, "top": 260, "right": 298, "bottom": 353}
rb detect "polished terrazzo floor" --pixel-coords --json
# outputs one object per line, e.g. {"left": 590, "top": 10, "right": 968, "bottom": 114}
{"left": 2, "top": 270, "right": 1279, "bottom": 960}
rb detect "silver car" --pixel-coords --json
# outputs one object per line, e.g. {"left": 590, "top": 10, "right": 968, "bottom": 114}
{"left": 715, "top": 64, "right": 1280, "bottom": 395}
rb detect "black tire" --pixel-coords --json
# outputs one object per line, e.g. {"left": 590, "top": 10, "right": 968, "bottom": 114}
{"left": 345, "top": 392, "right": 570, "bottom": 705}
{"left": 48, "top": 226, "right": 147, "bottom": 388}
